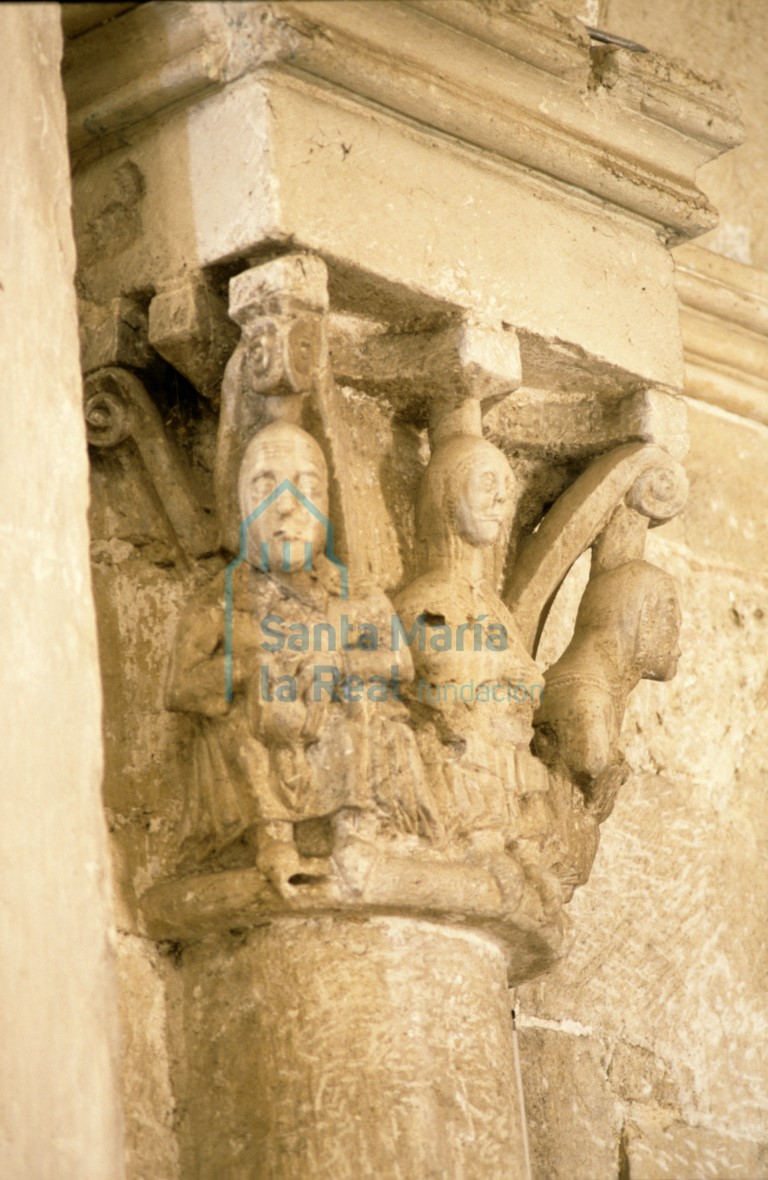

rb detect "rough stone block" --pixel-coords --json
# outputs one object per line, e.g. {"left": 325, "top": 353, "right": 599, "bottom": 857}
{"left": 148, "top": 276, "right": 240, "bottom": 402}
{"left": 622, "top": 1113, "right": 768, "bottom": 1179}
{"left": 518, "top": 1025, "right": 623, "bottom": 1180}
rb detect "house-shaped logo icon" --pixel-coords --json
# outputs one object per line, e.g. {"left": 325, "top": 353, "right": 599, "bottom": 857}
{"left": 224, "top": 481, "right": 349, "bottom": 701}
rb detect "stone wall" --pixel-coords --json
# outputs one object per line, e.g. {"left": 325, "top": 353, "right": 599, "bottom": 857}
{"left": 515, "top": 4, "right": 768, "bottom": 1177}
{"left": 518, "top": 418, "right": 768, "bottom": 1175}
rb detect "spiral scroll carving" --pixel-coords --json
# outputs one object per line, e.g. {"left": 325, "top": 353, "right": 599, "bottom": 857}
{"left": 84, "top": 372, "right": 132, "bottom": 448}
{"left": 626, "top": 461, "right": 689, "bottom": 523}
{"left": 82, "top": 366, "right": 217, "bottom": 559}
{"left": 504, "top": 443, "right": 690, "bottom": 653}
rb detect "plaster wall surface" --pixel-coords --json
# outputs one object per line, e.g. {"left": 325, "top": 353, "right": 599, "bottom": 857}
{"left": 0, "top": 5, "right": 124, "bottom": 1177}
{"left": 602, "top": 0, "right": 768, "bottom": 268}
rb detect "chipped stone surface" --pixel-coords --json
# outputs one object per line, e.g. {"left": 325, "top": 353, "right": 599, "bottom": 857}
{"left": 622, "top": 1112, "right": 768, "bottom": 1179}
{"left": 517, "top": 1026, "right": 623, "bottom": 1180}
{"left": 115, "top": 935, "right": 179, "bottom": 1180}
{"left": 609, "top": 1041, "right": 688, "bottom": 1110}
{"left": 169, "top": 920, "right": 529, "bottom": 1179}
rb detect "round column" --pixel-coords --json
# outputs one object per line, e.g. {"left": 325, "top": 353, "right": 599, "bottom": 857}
{"left": 173, "top": 916, "right": 530, "bottom": 1179}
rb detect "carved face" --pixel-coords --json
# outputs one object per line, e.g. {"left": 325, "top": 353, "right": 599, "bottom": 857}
{"left": 452, "top": 448, "right": 514, "bottom": 547}
{"left": 239, "top": 424, "right": 328, "bottom": 574}
{"left": 637, "top": 585, "right": 682, "bottom": 681}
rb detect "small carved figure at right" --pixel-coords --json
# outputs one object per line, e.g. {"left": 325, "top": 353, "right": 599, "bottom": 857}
{"left": 533, "top": 559, "right": 682, "bottom": 828}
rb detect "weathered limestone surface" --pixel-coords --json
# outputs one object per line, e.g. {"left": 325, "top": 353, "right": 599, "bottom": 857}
{"left": 518, "top": 402, "right": 768, "bottom": 1177}
{"left": 89, "top": 342, "right": 693, "bottom": 1175}
{"left": 622, "top": 1111, "right": 768, "bottom": 1180}
{"left": 64, "top": 0, "right": 743, "bottom": 393}
{"left": 61, "top": 3, "right": 767, "bottom": 1178}
{"left": 69, "top": 63, "right": 684, "bottom": 389}
{"left": 168, "top": 920, "right": 529, "bottom": 1179}
{"left": 113, "top": 934, "right": 178, "bottom": 1180}
{"left": 675, "top": 243, "right": 768, "bottom": 427}
{"left": 0, "top": 6, "right": 123, "bottom": 1177}
{"left": 517, "top": 1025, "right": 622, "bottom": 1180}
{"left": 493, "top": 9, "right": 768, "bottom": 1177}
{"left": 605, "top": 0, "right": 768, "bottom": 268}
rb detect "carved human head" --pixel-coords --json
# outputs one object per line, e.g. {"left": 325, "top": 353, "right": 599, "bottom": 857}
{"left": 418, "top": 434, "right": 514, "bottom": 560}
{"left": 238, "top": 422, "right": 328, "bottom": 573}
{"left": 634, "top": 575, "right": 682, "bottom": 681}
{"left": 574, "top": 560, "right": 682, "bottom": 682}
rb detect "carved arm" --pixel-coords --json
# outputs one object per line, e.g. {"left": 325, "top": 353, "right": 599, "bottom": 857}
{"left": 504, "top": 442, "right": 688, "bottom": 655}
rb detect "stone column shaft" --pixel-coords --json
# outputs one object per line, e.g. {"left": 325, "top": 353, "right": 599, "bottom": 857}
{"left": 173, "top": 918, "right": 530, "bottom": 1179}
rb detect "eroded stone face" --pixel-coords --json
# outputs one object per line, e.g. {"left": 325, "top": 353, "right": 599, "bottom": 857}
{"left": 238, "top": 422, "right": 329, "bottom": 572}
{"left": 450, "top": 439, "right": 516, "bottom": 548}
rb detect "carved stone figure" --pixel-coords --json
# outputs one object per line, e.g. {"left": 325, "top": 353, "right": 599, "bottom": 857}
{"left": 167, "top": 421, "right": 340, "bottom": 886}
{"left": 214, "top": 255, "right": 330, "bottom": 553}
{"left": 167, "top": 418, "right": 435, "bottom": 892}
{"left": 149, "top": 254, "right": 686, "bottom": 983}
{"left": 395, "top": 433, "right": 554, "bottom": 907}
{"left": 533, "top": 559, "right": 682, "bottom": 830}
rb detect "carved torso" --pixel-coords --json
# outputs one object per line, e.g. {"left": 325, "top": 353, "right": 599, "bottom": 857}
{"left": 167, "top": 557, "right": 367, "bottom": 861}
{"left": 395, "top": 568, "right": 546, "bottom": 846}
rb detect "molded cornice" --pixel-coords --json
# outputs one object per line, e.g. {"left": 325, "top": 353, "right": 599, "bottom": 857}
{"left": 675, "top": 245, "right": 768, "bottom": 425}
{"left": 64, "top": 0, "right": 741, "bottom": 243}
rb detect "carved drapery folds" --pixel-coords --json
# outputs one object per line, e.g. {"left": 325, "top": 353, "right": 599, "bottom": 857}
{"left": 130, "top": 250, "right": 685, "bottom": 982}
